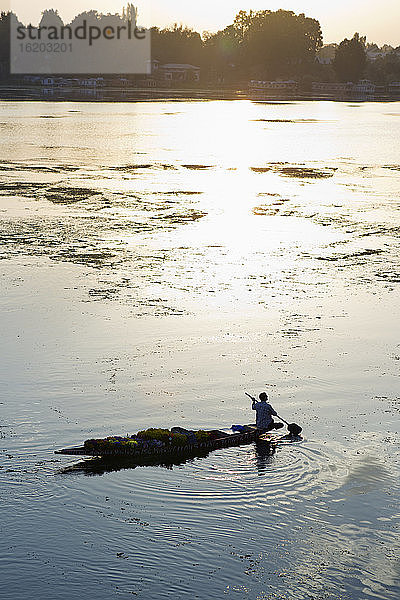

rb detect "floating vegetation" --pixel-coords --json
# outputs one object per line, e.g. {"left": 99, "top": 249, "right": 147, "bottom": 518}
{"left": 42, "top": 187, "right": 99, "bottom": 204}
{"left": 251, "top": 167, "right": 273, "bottom": 173}
{"left": 375, "top": 271, "right": 400, "bottom": 283}
{"left": 250, "top": 164, "right": 337, "bottom": 179}
{"left": 83, "top": 428, "right": 217, "bottom": 454}
{"left": 382, "top": 165, "right": 400, "bottom": 171}
{"left": 170, "top": 210, "right": 207, "bottom": 223}
{"left": 0, "top": 177, "right": 208, "bottom": 274}
{"left": 278, "top": 166, "right": 337, "bottom": 179}
{"left": 252, "top": 205, "right": 280, "bottom": 216}
{"left": 252, "top": 118, "right": 319, "bottom": 123}
{"left": 316, "top": 249, "right": 384, "bottom": 262}
{"left": 84, "top": 436, "right": 142, "bottom": 453}
{"left": 108, "top": 164, "right": 153, "bottom": 171}
{"left": 53, "top": 165, "right": 81, "bottom": 172}
{"left": 0, "top": 162, "right": 79, "bottom": 173}
{"left": 0, "top": 182, "right": 47, "bottom": 195}
{"left": 54, "top": 249, "right": 118, "bottom": 267}
{"left": 139, "top": 428, "right": 186, "bottom": 445}
{"left": 182, "top": 164, "right": 214, "bottom": 170}
{"left": 153, "top": 209, "right": 207, "bottom": 224}
{"left": 163, "top": 191, "right": 203, "bottom": 195}
{"left": 88, "top": 288, "right": 119, "bottom": 300}
{"left": 0, "top": 164, "right": 50, "bottom": 173}
{"left": 135, "top": 299, "right": 186, "bottom": 317}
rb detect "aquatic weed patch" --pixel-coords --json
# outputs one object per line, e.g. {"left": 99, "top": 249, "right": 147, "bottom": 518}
{"left": 53, "top": 247, "right": 119, "bottom": 268}
{"left": 257, "top": 192, "right": 281, "bottom": 197}
{"left": 250, "top": 164, "right": 337, "bottom": 179}
{"left": 84, "top": 436, "right": 142, "bottom": 453}
{"left": 375, "top": 271, "right": 400, "bottom": 283}
{"left": 0, "top": 182, "right": 48, "bottom": 196}
{"left": 250, "top": 166, "right": 273, "bottom": 173}
{"left": 382, "top": 165, "right": 400, "bottom": 171}
{"left": 278, "top": 166, "right": 337, "bottom": 179}
{"left": 41, "top": 187, "right": 99, "bottom": 204}
{"left": 251, "top": 118, "right": 319, "bottom": 123}
{"left": 107, "top": 164, "right": 154, "bottom": 172}
{"left": 0, "top": 187, "right": 208, "bottom": 269}
{"left": 316, "top": 249, "right": 384, "bottom": 262}
{"left": 252, "top": 205, "right": 280, "bottom": 216}
{"left": 163, "top": 209, "right": 207, "bottom": 224}
{"left": 252, "top": 196, "right": 291, "bottom": 215}
{"left": 163, "top": 191, "right": 203, "bottom": 195}
{"left": 0, "top": 162, "right": 79, "bottom": 174}
{"left": 182, "top": 164, "right": 214, "bottom": 170}
{"left": 83, "top": 428, "right": 214, "bottom": 454}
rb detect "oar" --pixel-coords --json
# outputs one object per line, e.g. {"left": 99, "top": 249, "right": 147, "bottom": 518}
{"left": 275, "top": 414, "right": 302, "bottom": 436}
{"left": 245, "top": 392, "right": 302, "bottom": 436}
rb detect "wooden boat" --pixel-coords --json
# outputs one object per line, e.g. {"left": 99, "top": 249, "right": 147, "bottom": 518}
{"left": 55, "top": 425, "right": 266, "bottom": 459}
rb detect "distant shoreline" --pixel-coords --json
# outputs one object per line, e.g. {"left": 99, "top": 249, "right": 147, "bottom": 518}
{"left": 0, "top": 85, "right": 398, "bottom": 103}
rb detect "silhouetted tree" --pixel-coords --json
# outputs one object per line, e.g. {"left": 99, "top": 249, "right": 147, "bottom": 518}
{"left": 242, "top": 10, "right": 322, "bottom": 76}
{"left": 203, "top": 25, "right": 242, "bottom": 82}
{"left": 203, "top": 9, "right": 322, "bottom": 80}
{"left": 366, "top": 52, "right": 400, "bottom": 84}
{"left": 333, "top": 33, "right": 366, "bottom": 82}
{"left": 152, "top": 25, "right": 203, "bottom": 66}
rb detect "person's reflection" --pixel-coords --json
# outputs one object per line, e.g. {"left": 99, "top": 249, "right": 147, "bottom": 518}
{"left": 254, "top": 440, "right": 276, "bottom": 475}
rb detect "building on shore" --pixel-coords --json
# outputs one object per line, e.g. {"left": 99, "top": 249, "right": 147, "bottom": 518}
{"left": 23, "top": 75, "right": 106, "bottom": 88}
{"left": 366, "top": 43, "right": 398, "bottom": 61}
{"left": 312, "top": 80, "right": 376, "bottom": 97}
{"left": 352, "top": 80, "right": 376, "bottom": 94}
{"left": 388, "top": 82, "right": 400, "bottom": 95}
{"left": 249, "top": 80, "right": 298, "bottom": 93}
{"left": 311, "top": 81, "right": 351, "bottom": 94}
{"left": 134, "top": 61, "right": 201, "bottom": 88}
{"left": 80, "top": 78, "right": 105, "bottom": 88}
{"left": 157, "top": 64, "right": 201, "bottom": 84}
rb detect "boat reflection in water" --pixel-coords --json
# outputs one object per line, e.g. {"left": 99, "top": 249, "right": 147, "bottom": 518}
{"left": 57, "top": 445, "right": 240, "bottom": 476}
{"left": 57, "top": 436, "right": 302, "bottom": 478}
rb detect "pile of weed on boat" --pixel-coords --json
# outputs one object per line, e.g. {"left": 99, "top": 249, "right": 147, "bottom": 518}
{"left": 84, "top": 428, "right": 215, "bottom": 453}
{"left": 56, "top": 426, "right": 263, "bottom": 457}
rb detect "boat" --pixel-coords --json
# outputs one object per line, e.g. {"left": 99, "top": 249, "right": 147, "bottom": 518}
{"left": 55, "top": 425, "right": 266, "bottom": 459}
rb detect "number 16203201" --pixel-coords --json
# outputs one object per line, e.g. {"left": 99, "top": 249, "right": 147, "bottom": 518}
{"left": 19, "top": 42, "right": 73, "bottom": 53}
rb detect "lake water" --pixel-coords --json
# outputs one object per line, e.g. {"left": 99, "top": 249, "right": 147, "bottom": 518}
{"left": 0, "top": 99, "right": 399, "bottom": 600}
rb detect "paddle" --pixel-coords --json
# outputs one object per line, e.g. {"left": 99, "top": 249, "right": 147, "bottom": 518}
{"left": 245, "top": 392, "right": 302, "bottom": 436}
{"left": 274, "top": 414, "right": 302, "bottom": 436}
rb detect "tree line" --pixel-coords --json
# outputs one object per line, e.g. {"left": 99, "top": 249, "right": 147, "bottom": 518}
{"left": 152, "top": 10, "right": 323, "bottom": 82}
{"left": 1, "top": 8, "right": 400, "bottom": 84}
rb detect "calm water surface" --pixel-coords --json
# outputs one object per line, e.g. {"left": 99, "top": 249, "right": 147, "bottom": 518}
{"left": 0, "top": 100, "right": 399, "bottom": 599}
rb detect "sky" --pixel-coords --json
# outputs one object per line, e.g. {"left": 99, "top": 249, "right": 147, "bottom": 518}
{"left": 7, "top": 1, "right": 400, "bottom": 46}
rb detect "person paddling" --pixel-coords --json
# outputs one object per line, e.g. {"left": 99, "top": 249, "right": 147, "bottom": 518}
{"left": 249, "top": 392, "right": 284, "bottom": 433}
